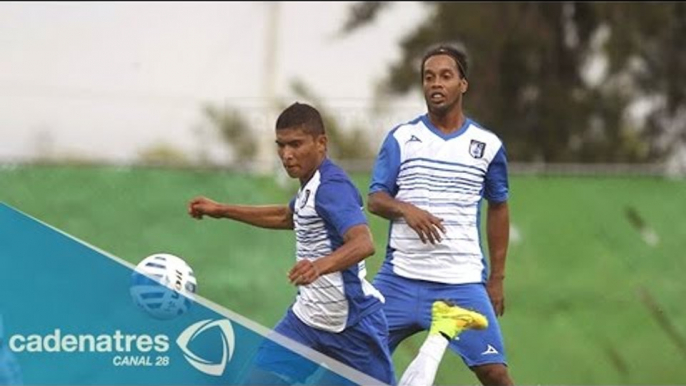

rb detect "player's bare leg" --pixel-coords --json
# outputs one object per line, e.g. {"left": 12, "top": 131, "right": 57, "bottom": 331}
{"left": 472, "top": 363, "right": 514, "bottom": 386}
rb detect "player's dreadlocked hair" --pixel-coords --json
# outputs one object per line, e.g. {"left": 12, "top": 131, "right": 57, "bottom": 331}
{"left": 421, "top": 43, "right": 469, "bottom": 80}
{"left": 276, "top": 102, "right": 325, "bottom": 136}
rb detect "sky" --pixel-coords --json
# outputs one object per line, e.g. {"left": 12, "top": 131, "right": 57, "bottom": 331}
{"left": 0, "top": 2, "right": 428, "bottom": 164}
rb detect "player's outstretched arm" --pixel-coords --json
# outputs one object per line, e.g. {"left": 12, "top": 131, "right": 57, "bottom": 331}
{"left": 368, "top": 191, "right": 446, "bottom": 244}
{"left": 288, "top": 224, "right": 374, "bottom": 285}
{"left": 187, "top": 196, "right": 293, "bottom": 230}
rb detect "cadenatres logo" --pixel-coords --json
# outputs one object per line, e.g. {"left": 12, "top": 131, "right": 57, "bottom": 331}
{"left": 7, "top": 318, "right": 235, "bottom": 376}
{"left": 176, "top": 319, "right": 234, "bottom": 376}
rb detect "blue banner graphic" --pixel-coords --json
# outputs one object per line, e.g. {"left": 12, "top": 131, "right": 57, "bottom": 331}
{"left": 0, "top": 203, "right": 385, "bottom": 385}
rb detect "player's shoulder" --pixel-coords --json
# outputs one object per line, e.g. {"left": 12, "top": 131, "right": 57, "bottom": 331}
{"left": 386, "top": 114, "right": 426, "bottom": 141}
{"left": 318, "top": 158, "right": 356, "bottom": 186}
{"left": 465, "top": 118, "right": 503, "bottom": 147}
{"left": 315, "top": 159, "right": 362, "bottom": 203}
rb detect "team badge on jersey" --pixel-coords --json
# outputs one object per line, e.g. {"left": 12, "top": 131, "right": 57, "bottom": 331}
{"left": 300, "top": 189, "right": 311, "bottom": 209}
{"left": 469, "top": 140, "right": 486, "bottom": 159}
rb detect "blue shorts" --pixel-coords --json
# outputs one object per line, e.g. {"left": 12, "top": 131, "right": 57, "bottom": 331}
{"left": 373, "top": 272, "right": 508, "bottom": 368}
{"left": 254, "top": 308, "right": 396, "bottom": 385}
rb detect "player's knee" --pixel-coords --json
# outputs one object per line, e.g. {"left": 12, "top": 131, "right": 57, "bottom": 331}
{"left": 473, "top": 363, "right": 512, "bottom": 386}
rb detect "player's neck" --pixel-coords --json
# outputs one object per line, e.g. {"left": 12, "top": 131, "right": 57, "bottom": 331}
{"left": 299, "top": 155, "right": 326, "bottom": 186}
{"left": 428, "top": 108, "right": 465, "bottom": 134}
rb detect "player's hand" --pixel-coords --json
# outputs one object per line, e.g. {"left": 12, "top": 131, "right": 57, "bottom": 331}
{"left": 487, "top": 277, "right": 505, "bottom": 316}
{"left": 288, "top": 259, "right": 321, "bottom": 286}
{"left": 400, "top": 203, "right": 446, "bottom": 244}
{"left": 188, "top": 196, "right": 223, "bottom": 219}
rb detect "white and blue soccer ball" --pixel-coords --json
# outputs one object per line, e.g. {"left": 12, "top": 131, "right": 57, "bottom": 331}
{"left": 130, "top": 253, "right": 197, "bottom": 320}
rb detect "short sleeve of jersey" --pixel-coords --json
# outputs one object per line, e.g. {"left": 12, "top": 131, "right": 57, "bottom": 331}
{"left": 315, "top": 180, "right": 367, "bottom": 237}
{"left": 369, "top": 132, "right": 401, "bottom": 196}
{"left": 288, "top": 196, "right": 296, "bottom": 212}
{"left": 484, "top": 146, "right": 509, "bottom": 203}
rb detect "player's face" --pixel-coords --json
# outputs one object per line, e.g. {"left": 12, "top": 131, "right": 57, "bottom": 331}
{"left": 422, "top": 54, "right": 468, "bottom": 116}
{"left": 276, "top": 126, "right": 327, "bottom": 182}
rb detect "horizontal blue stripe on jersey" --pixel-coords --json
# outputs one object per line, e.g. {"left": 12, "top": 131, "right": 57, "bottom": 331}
{"left": 387, "top": 241, "right": 482, "bottom": 253}
{"left": 434, "top": 221, "right": 478, "bottom": 227}
{"left": 308, "top": 282, "right": 345, "bottom": 290}
{"left": 294, "top": 223, "right": 325, "bottom": 231}
{"left": 401, "top": 193, "right": 480, "bottom": 201}
{"left": 298, "top": 297, "right": 347, "bottom": 305}
{"left": 297, "top": 249, "right": 332, "bottom": 257}
{"left": 295, "top": 235, "right": 328, "bottom": 243}
{"left": 399, "top": 177, "right": 482, "bottom": 189}
{"left": 400, "top": 167, "right": 485, "bottom": 180}
{"left": 295, "top": 228, "right": 328, "bottom": 236}
{"left": 390, "top": 236, "right": 478, "bottom": 242}
{"left": 295, "top": 214, "right": 322, "bottom": 220}
{"left": 294, "top": 217, "right": 325, "bottom": 226}
{"left": 295, "top": 235, "right": 329, "bottom": 243}
{"left": 295, "top": 224, "right": 326, "bottom": 236}
{"left": 297, "top": 245, "right": 332, "bottom": 253}
{"left": 296, "top": 235, "right": 331, "bottom": 245}
{"left": 395, "top": 219, "right": 477, "bottom": 226}
{"left": 400, "top": 157, "right": 487, "bottom": 174}
{"left": 295, "top": 232, "right": 327, "bottom": 240}
{"left": 401, "top": 199, "right": 478, "bottom": 208}
{"left": 399, "top": 171, "right": 483, "bottom": 187}
{"left": 399, "top": 164, "right": 485, "bottom": 179}
{"left": 400, "top": 184, "right": 482, "bottom": 195}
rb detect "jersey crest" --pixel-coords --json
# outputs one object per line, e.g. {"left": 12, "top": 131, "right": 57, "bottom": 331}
{"left": 299, "top": 189, "right": 311, "bottom": 209}
{"left": 469, "top": 139, "right": 486, "bottom": 159}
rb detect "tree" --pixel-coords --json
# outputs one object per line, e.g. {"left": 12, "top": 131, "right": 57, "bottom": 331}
{"left": 289, "top": 79, "right": 374, "bottom": 162}
{"left": 137, "top": 142, "right": 191, "bottom": 167}
{"left": 341, "top": 2, "right": 686, "bottom": 163}
{"left": 201, "top": 104, "right": 258, "bottom": 165}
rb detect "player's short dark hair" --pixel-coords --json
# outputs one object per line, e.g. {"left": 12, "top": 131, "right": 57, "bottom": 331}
{"left": 421, "top": 44, "right": 469, "bottom": 80}
{"left": 276, "top": 102, "right": 325, "bottom": 136}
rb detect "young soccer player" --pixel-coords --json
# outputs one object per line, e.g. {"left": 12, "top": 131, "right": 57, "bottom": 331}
{"left": 188, "top": 102, "right": 395, "bottom": 385}
{"left": 368, "top": 44, "right": 515, "bottom": 385}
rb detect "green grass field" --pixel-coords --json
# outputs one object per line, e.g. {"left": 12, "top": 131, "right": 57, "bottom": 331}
{"left": 2, "top": 164, "right": 686, "bottom": 384}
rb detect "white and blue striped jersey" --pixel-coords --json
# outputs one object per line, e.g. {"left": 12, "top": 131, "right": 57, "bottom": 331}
{"left": 289, "top": 158, "right": 384, "bottom": 333}
{"left": 370, "top": 115, "right": 509, "bottom": 285}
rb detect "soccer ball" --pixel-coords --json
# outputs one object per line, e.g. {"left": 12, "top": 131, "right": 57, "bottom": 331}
{"left": 130, "top": 253, "right": 197, "bottom": 320}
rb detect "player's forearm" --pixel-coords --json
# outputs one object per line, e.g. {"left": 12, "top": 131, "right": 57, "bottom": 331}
{"left": 220, "top": 205, "right": 293, "bottom": 229}
{"left": 368, "top": 191, "right": 408, "bottom": 220}
{"left": 487, "top": 201, "right": 509, "bottom": 280}
{"left": 315, "top": 225, "right": 375, "bottom": 275}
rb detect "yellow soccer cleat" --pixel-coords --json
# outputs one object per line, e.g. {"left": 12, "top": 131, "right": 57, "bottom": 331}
{"left": 429, "top": 300, "right": 489, "bottom": 340}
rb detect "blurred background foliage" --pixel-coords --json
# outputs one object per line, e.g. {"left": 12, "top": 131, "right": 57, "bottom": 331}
{"left": 340, "top": 2, "right": 686, "bottom": 164}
